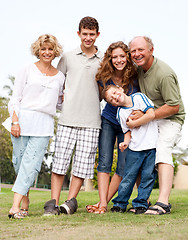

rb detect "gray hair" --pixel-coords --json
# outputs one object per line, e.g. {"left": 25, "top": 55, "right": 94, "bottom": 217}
{"left": 129, "top": 36, "right": 154, "bottom": 50}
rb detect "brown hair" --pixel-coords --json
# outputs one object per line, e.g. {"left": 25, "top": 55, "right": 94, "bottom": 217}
{"left": 96, "top": 41, "right": 137, "bottom": 94}
{"left": 102, "top": 84, "right": 119, "bottom": 102}
{"left": 79, "top": 16, "right": 99, "bottom": 33}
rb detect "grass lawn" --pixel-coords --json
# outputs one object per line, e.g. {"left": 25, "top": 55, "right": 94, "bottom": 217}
{"left": 0, "top": 187, "right": 188, "bottom": 240}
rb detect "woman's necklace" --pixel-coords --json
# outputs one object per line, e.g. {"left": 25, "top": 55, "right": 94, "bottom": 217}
{"left": 112, "top": 76, "right": 122, "bottom": 87}
{"left": 36, "top": 62, "right": 53, "bottom": 76}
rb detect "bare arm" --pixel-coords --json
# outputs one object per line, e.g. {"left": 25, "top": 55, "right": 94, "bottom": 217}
{"left": 119, "top": 131, "right": 131, "bottom": 152}
{"left": 98, "top": 84, "right": 103, "bottom": 102}
{"left": 154, "top": 104, "right": 179, "bottom": 120}
{"left": 127, "top": 108, "right": 155, "bottom": 129}
{"left": 11, "top": 111, "right": 21, "bottom": 138}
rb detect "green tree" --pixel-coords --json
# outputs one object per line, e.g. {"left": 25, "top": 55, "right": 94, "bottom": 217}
{"left": 0, "top": 97, "right": 15, "bottom": 183}
{"left": 3, "top": 75, "right": 15, "bottom": 97}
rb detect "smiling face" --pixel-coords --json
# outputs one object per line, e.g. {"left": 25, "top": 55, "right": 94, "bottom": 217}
{"left": 105, "top": 86, "right": 125, "bottom": 107}
{"left": 130, "top": 37, "right": 154, "bottom": 72}
{"left": 77, "top": 28, "right": 100, "bottom": 50}
{"left": 39, "top": 43, "right": 55, "bottom": 63}
{"left": 111, "top": 47, "right": 127, "bottom": 71}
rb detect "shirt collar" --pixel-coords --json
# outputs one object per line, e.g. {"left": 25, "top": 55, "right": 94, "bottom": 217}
{"left": 76, "top": 46, "right": 103, "bottom": 59}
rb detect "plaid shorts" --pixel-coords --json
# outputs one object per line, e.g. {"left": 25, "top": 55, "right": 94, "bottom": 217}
{"left": 52, "top": 125, "right": 100, "bottom": 179}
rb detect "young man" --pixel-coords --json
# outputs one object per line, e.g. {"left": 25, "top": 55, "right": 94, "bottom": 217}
{"left": 103, "top": 85, "right": 158, "bottom": 214}
{"left": 129, "top": 36, "right": 185, "bottom": 215}
{"left": 43, "top": 16, "right": 103, "bottom": 215}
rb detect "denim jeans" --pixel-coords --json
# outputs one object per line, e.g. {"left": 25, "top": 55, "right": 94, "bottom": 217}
{"left": 11, "top": 135, "right": 50, "bottom": 195}
{"left": 97, "top": 116, "right": 127, "bottom": 177}
{"left": 112, "top": 148, "right": 157, "bottom": 209}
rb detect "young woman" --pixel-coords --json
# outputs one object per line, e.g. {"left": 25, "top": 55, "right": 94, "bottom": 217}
{"left": 86, "top": 41, "right": 139, "bottom": 214}
{"left": 6, "top": 34, "right": 65, "bottom": 218}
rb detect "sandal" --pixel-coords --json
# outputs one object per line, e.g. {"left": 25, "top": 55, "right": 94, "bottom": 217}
{"left": 86, "top": 203, "right": 99, "bottom": 213}
{"left": 127, "top": 207, "right": 135, "bottom": 213}
{"left": 127, "top": 201, "right": 152, "bottom": 213}
{"left": 135, "top": 207, "right": 147, "bottom": 214}
{"left": 8, "top": 212, "right": 24, "bottom": 219}
{"left": 20, "top": 209, "right": 29, "bottom": 217}
{"left": 145, "top": 202, "right": 171, "bottom": 215}
{"left": 94, "top": 206, "right": 107, "bottom": 214}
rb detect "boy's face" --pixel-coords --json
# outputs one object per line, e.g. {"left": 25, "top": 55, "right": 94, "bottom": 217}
{"left": 77, "top": 28, "right": 100, "bottom": 49}
{"left": 105, "top": 87, "right": 125, "bottom": 107}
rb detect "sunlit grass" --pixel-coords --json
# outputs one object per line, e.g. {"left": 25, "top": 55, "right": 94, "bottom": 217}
{"left": 0, "top": 187, "right": 188, "bottom": 240}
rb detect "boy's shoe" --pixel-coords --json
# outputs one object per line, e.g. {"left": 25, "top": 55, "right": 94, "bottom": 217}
{"left": 43, "top": 199, "right": 60, "bottom": 216}
{"left": 135, "top": 207, "right": 147, "bottom": 214}
{"left": 60, "top": 197, "right": 78, "bottom": 215}
{"left": 111, "top": 206, "right": 126, "bottom": 213}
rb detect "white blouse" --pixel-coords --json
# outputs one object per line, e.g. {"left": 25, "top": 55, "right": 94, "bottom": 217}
{"left": 6, "top": 63, "right": 65, "bottom": 136}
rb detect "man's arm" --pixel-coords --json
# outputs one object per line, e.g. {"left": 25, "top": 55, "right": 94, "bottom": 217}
{"left": 154, "top": 104, "right": 179, "bottom": 120}
{"left": 98, "top": 83, "right": 103, "bottom": 102}
{"left": 127, "top": 108, "right": 155, "bottom": 129}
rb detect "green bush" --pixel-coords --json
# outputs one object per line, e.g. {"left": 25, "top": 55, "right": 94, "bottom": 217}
{"left": 92, "top": 148, "right": 118, "bottom": 189}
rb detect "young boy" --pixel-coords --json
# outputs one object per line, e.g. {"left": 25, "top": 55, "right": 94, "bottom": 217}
{"left": 43, "top": 16, "right": 103, "bottom": 215}
{"left": 103, "top": 85, "right": 158, "bottom": 214}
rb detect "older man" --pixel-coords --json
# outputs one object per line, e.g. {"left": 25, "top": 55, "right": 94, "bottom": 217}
{"left": 129, "top": 36, "right": 185, "bottom": 215}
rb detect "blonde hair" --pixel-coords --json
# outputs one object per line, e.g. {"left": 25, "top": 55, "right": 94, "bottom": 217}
{"left": 31, "top": 34, "right": 63, "bottom": 59}
{"left": 96, "top": 41, "right": 137, "bottom": 94}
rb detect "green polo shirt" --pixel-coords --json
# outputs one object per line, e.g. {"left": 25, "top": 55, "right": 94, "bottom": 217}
{"left": 138, "top": 57, "right": 185, "bottom": 125}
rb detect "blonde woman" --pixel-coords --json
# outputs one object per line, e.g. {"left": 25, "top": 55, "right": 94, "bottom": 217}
{"left": 7, "top": 34, "right": 65, "bottom": 219}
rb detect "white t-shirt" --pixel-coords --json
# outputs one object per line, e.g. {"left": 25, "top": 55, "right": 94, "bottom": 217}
{"left": 5, "top": 63, "right": 65, "bottom": 136}
{"left": 117, "top": 92, "right": 158, "bottom": 151}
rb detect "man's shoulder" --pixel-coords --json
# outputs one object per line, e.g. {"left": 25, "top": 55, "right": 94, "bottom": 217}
{"left": 154, "top": 58, "right": 176, "bottom": 75}
{"left": 63, "top": 47, "right": 80, "bottom": 56}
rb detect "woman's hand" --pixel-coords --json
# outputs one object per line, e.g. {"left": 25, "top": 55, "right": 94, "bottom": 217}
{"left": 11, "top": 123, "right": 21, "bottom": 138}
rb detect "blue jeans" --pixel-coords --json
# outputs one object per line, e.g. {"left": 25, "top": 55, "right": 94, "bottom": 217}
{"left": 112, "top": 148, "right": 157, "bottom": 209}
{"left": 11, "top": 136, "right": 50, "bottom": 195}
{"left": 97, "top": 117, "right": 127, "bottom": 177}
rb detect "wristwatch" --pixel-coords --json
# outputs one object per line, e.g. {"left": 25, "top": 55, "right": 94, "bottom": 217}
{"left": 11, "top": 121, "right": 19, "bottom": 125}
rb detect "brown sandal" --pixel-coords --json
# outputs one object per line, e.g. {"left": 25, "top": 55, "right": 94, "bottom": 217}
{"left": 86, "top": 203, "right": 99, "bottom": 213}
{"left": 94, "top": 206, "right": 107, "bottom": 214}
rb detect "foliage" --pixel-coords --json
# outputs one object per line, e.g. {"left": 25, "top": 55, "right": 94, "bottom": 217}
{"left": 36, "top": 161, "right": 52, "bottom": 189}
{"left": 173, "top": 146, "right": 188, "bottom": 165}
{"left": 3, "top": 75, "right": 15, "bottom": 97}
{"left": 93, "top": 148, "right": 118, "bottom": 189}
{"left": 0, "top": 97, "right": 15, "bottom": 183}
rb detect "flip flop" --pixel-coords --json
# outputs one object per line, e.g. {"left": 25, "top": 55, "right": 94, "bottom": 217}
{"left": 20, "top": 209, "right": 29, "bottom": 217}
{"left": 8, "top": 212, "right": 24, "bottom": 219}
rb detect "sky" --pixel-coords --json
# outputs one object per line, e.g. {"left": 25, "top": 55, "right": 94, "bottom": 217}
{"left": 0, "top": 0, "right": 187, "bottom": 149}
